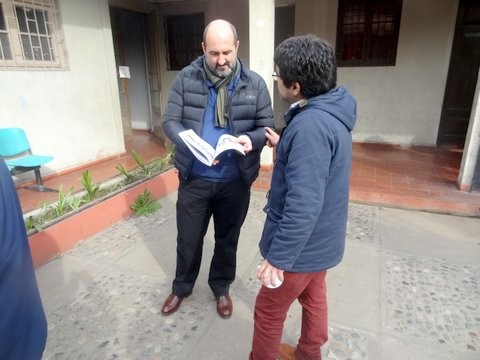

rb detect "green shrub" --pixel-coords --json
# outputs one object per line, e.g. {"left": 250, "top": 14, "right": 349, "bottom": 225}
{"left": 130, "top": 189, "right": 160, "bottom": 216}
{"left": 81, "top": 170, "right": 100, "bottom": 201}
{"left": 24, "top": 150, "right": 172, "bottom": 231}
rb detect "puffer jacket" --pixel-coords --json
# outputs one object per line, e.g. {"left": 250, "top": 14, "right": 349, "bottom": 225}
{"left": 162, "top": 56, "right": 274, "bottom": 186}
{"left": 259, "top": 86, "right": 357, "bottom": 272}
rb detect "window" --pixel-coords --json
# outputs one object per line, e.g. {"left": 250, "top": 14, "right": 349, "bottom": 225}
{"left": 0, "top": 0, "right": 66, "bottom": 69}
{"left": 0, "top": 4, "right": 12, "bottom": 59}
{"left": 336, "top": 0, "right": 402, "bottom": 66}
{"left": 164, "top": 13, "right": 204, "bottom": 71}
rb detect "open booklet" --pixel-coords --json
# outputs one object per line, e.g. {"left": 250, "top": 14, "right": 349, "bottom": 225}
{"left": 178, "top": 129, "right": 245, "bottom": 166}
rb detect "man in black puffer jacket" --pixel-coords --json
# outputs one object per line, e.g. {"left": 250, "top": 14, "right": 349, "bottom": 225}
{"left": 161, "top": 19, "right": 274, "bottom": 319}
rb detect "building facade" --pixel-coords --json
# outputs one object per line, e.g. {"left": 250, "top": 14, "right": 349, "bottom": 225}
{"left": 1, "top": 0, "right": 479, "bottom": 190}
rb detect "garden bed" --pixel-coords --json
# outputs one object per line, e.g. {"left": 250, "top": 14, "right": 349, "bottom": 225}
{"left": 28, "top": 167, "right": 178, "bottom": 268}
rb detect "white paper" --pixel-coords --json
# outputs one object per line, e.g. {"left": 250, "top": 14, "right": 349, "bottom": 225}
{"left": 178, "top": 129, "right": 245, "bottom": 166}
{"left": 119, "top": 66, "right": 131, "bottom": 79}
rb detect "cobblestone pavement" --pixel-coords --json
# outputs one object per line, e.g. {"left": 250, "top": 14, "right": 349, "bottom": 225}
{"left": 36, "top": 191, "right": 480, "bottom": 360}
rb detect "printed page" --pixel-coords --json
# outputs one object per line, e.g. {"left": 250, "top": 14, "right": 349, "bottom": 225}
{"left": 214, "top": 134, "right": 245, "bottom": 158}
{"left": 178, "top": 129, "right": 245, "bottom": 166}
{"left": 178, "top": 130, "right": 215, "bottom": 166}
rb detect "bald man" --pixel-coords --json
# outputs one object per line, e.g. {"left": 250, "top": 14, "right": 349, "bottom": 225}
{"left": 162, "top": 19, "right": 274, "bottom": 319}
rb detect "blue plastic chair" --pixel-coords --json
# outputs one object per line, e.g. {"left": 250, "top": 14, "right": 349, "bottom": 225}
{"left": 0, "top": 127, "right": 57, "bottom": 192}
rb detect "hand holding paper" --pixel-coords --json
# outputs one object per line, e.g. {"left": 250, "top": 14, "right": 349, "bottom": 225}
{"left": 178, "top": 129, "right": 245, "bottom": 166}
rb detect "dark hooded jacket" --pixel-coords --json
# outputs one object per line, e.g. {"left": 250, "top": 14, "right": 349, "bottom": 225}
{"left": 162, "top": 56, "right": 274, "bottom": 186}
{"left": 259, "top": 86, "right": 357, "bottom": 272}
{"left": 0, "top": 158, "right": 47, "bottom": 359}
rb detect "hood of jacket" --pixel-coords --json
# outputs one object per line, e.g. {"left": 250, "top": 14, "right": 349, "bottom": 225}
{"left": 284, "top": 85, "right": 356, "bottom": 132}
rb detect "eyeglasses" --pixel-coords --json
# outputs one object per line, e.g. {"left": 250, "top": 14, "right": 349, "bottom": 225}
{"left": 272, "top": 72, "right": 281, "bottom": 81}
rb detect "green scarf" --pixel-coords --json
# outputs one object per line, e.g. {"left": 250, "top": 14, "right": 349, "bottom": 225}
{"left": 203, "top": 58, "right": 240, "bottom": 128}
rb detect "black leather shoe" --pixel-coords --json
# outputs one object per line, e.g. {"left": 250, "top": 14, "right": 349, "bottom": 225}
{"left": 216, "top": 294, "right": 233, "bottom": 319}
{"left": 161, "top": 293, "right": 184, "bottom": 315}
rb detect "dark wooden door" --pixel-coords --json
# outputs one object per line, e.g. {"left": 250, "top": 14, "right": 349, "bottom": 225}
{"left": 274, "top": 5, "right": 295, "bottom": 130}
{"left": 146, "top": 11, "right": 165, "bottom": 142}
{"left": 437, "top": 0, "right": 480, "bottom": 147}
{"left": 110, "top": 7, "right": 132, "bottom": 144}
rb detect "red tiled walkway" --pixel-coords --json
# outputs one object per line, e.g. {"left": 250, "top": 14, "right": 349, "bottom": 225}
{"left": 349, "top": 143, "right": 480, "bottom": 216}
{"left": 17, "top": 130, "right": 167, "bottom": 214}
{"left": 16, "top": 132, "right": 480, "bottom": 217}
{"left": 255, "top": 143, "right": 480, "bottom": 217}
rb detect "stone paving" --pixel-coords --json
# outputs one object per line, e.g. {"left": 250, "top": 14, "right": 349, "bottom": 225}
{"left": 36, "top": 190, "right": 480, "bottom": 360}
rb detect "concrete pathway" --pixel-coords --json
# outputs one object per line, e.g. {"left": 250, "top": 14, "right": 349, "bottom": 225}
{"left": 36, "top": 191, "right": 480, "bottom": 359}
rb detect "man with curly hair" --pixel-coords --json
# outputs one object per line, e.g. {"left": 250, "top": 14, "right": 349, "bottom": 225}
{"left": 250, "top": 34, "right": 357, "bottom": 359}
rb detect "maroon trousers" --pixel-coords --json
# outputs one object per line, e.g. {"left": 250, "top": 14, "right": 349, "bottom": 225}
{"left": 250, "top": 271, "right": 328, "bottom": 360}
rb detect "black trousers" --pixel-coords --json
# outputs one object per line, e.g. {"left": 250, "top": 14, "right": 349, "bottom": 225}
{"left": 172, "top": 176, "right": 250, "bottom": 297}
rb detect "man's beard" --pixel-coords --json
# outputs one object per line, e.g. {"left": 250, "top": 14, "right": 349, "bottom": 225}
{"left": 207, "top": 60, "right": 233, "bottom": 78}
{"left": 214, "top": 66, "right": 232, "bottom": 78}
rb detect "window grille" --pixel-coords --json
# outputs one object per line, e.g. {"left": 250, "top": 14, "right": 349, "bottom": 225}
{"left": 0, "top": 0, "right": 67, "bottom": 69}
{"left": 164, "top": 13, "right": 204, "bottom": 71}
{"left": 336, "top": 0, "right": 402, "bottom": 67}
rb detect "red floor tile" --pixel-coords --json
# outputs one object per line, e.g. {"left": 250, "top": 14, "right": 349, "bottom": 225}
{"left": 15, "top": 135, "right": 480, "bottom": 217}
{"left": 16, "top": 130, "right": 167, "bottom": 213}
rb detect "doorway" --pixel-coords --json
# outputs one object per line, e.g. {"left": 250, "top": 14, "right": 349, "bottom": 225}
{"left": 110, "top": 8, "right": 152, "bottom": 143}
{"left": 437, "top": 0, "right": 480, "bottom": 148}
{"left": 274, "top": 5, "right": 295, "bottom": 130}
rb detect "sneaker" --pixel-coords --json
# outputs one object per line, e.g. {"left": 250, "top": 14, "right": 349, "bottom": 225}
{"left": 278, "top": 343, "right": 296, "bottom": 360}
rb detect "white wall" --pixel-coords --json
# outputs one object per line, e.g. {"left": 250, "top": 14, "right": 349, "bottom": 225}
{"left": 1, "top": 0, "right": 458, "bottom": 185}
{"left": 154, "top": 0, "right": 459, "bottom": 147}
{"left": 296, "top": 0, "right": 458, "bottom": 146}
{"left": 0, "top": 0, "right": 124, "bottom": 179}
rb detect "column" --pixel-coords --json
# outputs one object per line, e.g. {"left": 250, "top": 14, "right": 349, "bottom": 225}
{"left": 249, "top": 0, "right": 275, "bottom": 168}
{"left": 458, "top": 66, "right": 480, "bottom": 191}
